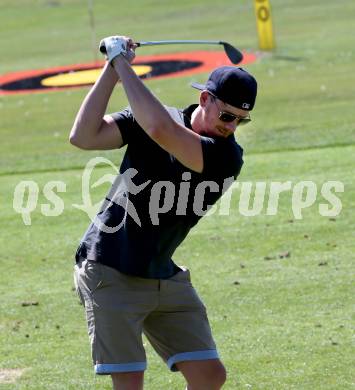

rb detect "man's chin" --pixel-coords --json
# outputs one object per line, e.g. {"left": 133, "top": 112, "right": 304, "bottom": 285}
{"left": 216, "top": 127, "right": 231, "bottom": 137}
{"left": 200, "top": 127, "right": 230, "bottom": 138}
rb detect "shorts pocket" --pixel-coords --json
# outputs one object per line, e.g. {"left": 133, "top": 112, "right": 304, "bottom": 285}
{"left": 73, "top": 268, "right": 85, "bottom": 305}
{"left": 74, "top": 260, "right": 106, "bottom": 299}
{"left": 83, "top": 260, "right": 105, "bottom": 294}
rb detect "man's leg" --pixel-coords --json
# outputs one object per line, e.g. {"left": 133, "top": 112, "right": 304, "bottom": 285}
{"left": 111, "top": 371, "right": 144, "bottom": 390}
{"left": 143, "top": 268, "right": 226, "bottom": 388}
{"left": 176, "top": 359, "right": 227, "bottom": 390}
{"left": 74, "top": 260, "right": 157, "bottom": 387}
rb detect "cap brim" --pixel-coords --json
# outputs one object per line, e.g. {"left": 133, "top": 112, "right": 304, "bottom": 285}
{"left": 191, "top": 82, "right": 207, "bottom": 91}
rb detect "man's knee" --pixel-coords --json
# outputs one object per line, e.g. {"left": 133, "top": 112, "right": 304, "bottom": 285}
{"left": 111, "top": 371, "right": 144, "bottom": 390}
{"left": 177, "top": 359, "right": 227, "bottom": 389}
{"left": 207, "top": 361, "right": 227, "bottom": 388}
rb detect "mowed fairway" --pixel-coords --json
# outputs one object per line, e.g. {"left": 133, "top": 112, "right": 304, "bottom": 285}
{"left": 0, "top": 1, "right": 354, "bottom": 389}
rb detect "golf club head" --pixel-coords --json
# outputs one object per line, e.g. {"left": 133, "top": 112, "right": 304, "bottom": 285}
{"left": 221, "top": 42, "right": 243, "bottom": 64}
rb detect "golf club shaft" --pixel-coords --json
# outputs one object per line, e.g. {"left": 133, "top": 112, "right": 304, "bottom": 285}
{"left": 136, "top": 40, "right": 225, "bottom": 47}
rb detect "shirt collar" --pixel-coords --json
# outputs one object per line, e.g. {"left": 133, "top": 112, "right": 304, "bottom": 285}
{"left": 182, "top": 104, "right": 199, "bottom": 129}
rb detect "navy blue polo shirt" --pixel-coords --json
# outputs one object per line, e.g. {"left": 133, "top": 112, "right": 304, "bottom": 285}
{"left": 75, "top": 105, "right": 244, "bottom": 278}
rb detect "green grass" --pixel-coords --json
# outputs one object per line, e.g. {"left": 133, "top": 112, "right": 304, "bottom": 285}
{"left": 0, "top": 0, "right": 354, "bottom": 389}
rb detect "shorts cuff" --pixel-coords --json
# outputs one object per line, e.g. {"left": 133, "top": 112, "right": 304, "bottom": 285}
{"left": 167, "top": 350, "right": 219, "bottom": 372}
{"left": 95, "top": 362, "right": 147, "bottom": 375}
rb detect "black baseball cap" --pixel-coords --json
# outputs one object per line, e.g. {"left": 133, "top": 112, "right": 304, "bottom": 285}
{"left": 191, "top": 66, "right": 257, "bottom": 110}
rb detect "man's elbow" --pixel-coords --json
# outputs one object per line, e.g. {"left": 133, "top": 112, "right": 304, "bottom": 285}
{"left": 69, "top": 130, "right": 91, "bottom": 150}
{"left": 69, "top": 130, "right": 80, "bottom": 147}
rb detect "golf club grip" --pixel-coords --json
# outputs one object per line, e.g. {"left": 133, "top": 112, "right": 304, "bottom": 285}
{"left": 99, "top": 44, "right": 107, "bottom": 54}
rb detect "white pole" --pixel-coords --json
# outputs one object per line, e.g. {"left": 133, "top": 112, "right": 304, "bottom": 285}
{"left": 88, "top": 0, "right": 98, "bottom": 63}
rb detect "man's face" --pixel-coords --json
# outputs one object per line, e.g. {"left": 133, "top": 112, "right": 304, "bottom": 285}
{"left": 202, "top": 93, "right": 250, "bottom": 138}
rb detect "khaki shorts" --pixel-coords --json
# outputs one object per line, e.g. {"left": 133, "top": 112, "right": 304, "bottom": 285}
{"left": 74, "top": 259, "right": 218, "bottom": 375}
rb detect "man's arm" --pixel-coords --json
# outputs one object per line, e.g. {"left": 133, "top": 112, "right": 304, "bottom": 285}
{"left": 111, "top": 40, "right": 204, "bottom": 173}
{"left": 69, "top": 63, "right": 124, "bottom": 150}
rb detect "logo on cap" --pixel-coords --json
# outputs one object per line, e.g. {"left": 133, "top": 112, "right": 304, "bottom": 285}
{"left": 242, "top": 103, "right": 250, "bottom": 109}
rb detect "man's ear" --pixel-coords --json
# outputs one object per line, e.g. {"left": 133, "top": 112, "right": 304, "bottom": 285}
{"left": 199, "top": 90, "right": 210, "bottom": 107}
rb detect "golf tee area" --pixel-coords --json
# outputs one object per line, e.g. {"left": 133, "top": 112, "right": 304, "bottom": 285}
{"left": 0, "top": 51, "right": 257, "bottom": 95}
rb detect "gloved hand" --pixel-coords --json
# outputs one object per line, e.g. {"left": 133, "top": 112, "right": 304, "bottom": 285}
{"left": 99, "top": 36, "right": 135, "bottom": 64}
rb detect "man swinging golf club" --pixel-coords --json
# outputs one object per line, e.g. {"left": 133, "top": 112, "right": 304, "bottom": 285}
{"left": 70, "top": 35, "right": 257, "bottom": 390}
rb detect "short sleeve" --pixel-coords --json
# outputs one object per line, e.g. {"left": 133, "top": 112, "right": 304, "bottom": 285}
{"left": 110, "top": 108, "right": 138, "bottom": 146}
{"left": 200, "top": 136, "right": 244, "bottom": 179}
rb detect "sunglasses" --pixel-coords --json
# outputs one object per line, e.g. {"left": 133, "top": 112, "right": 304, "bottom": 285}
{"left": 209, "top": 93, "right": 251, "bottom": 125}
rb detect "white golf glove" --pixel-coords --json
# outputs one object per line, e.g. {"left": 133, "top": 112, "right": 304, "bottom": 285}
{"left": 99, "top": 36, "right": 128, "bottom": 63}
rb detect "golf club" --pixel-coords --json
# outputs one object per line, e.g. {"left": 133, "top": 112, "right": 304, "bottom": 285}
{"left": 100, "top": 40, "right": 243, "bottom": 64}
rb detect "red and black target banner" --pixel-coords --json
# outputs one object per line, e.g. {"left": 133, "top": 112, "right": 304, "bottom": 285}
{"left": 0, "top": 51, "right": 257, "bottom": 95}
